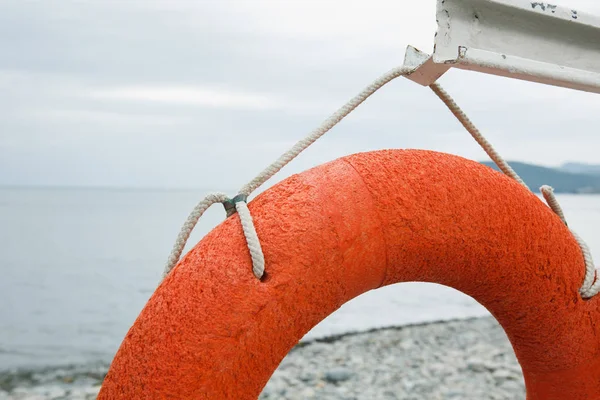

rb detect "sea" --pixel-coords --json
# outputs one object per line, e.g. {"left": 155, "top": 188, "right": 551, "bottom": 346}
{"left": 0, "top": 187, "right": 598, "bottom": 372}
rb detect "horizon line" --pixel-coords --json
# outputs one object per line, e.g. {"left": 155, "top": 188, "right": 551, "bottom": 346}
{"left": 1, "top": 160, "right": 598, "bottom": 191}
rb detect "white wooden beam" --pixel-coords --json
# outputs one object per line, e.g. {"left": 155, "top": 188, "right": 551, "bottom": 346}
{"left": 429, "top": 0, "right": 600, "bottom": 94}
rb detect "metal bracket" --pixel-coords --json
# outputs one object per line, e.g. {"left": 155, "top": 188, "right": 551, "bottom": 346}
{"left": 404, "top": 0, "right": 600, "bottom": 94}
{"left": 403, "top": 46, "right": 451, "bottom": 86}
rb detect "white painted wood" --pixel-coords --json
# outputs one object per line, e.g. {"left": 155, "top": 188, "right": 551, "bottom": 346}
{"left": 432, "top": 0, "right": 600, "bottom": 93}
{"left": 403, "top": 46, "right": 451, "bottom": 86}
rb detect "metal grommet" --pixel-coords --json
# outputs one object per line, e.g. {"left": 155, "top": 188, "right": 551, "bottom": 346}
{"left": 222, "top": 194, "right": 248, "bottom": 217}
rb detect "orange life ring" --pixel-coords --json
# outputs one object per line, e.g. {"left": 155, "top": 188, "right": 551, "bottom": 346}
{"left": 98, "top": 150, "right": 600, "bottom": 400}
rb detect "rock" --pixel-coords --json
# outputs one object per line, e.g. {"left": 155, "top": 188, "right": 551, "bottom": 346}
{"left": 441, "top": 389, "right": 464, "bottom": 398}
{"left": 44, "top": 386, "right": 66, "bottom": 398}
{"left": 65, "top": 387, "right": 89, "bottom": 400}
{"left": 498, "top": 379, "right": 525, "bottom": 392}
{"left": 324, "top": 367, "right": 353, "bottom": 383}
{"left": 11, "top": 392, "right": 46, "bottom": 400}
{"left": 300, "top": 387, "right": 316, "bottom": 398}
{"left": 399, "top": 339, "right": 413, "bottom": 350}
{"left": 382, "top": 390, "right": 398, "bottom": 399}
{"left": 5, "top": 318, "right": 527, "bottom": 400}
{"left": 10, "top": 387, "right": 32, "bottom": 397}
{"left": 298, "top": 371, "right": 317, "bottom": 382}
{"left": 466, "top": 358, "right": 489, "bottom": 372}
{"left": 402, "top": 380, "right": 416, "bottom": 391}
{"left": 428, "top": 362, "right": 450, "bottom": 377}
{"left": 84, "top": 385, "right": 101, "bottom": 398}
{"left": 492, "top": 368, "right": 517, "bottom": 384}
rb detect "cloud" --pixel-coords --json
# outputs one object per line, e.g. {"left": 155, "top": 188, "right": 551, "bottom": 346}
{"left": 1, "top": 0, "right": 599, "bottom": 188}
{"left": 91, "top": 86, "right": 281, "bottom": 110}
{"left": 26, "top": 108, "right": 191, "bottom": 126}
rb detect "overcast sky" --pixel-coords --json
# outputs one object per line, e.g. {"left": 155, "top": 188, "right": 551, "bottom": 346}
{"left": 1, "top": 0, "right": 599, "bottom": 189}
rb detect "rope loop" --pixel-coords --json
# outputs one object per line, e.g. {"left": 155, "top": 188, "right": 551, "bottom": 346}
{"left": 540, "top": 185, "right": 598, "bottom": 298}
{"left": 162, "top": 65, "right": 597, "bottom": 299}
{"left": 163, "top": 66, "right": 412, "bottom": 281}
{"left": 540, "top": 185, "right": 567, "bottom": 225}
{"left": 162, "top": 192, "right": 229, "bottom": 280}
{"left": 429, "top": 84, "right": 597, "bottom": 298}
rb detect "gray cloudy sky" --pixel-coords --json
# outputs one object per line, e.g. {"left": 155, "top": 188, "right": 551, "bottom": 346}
{"left": 1, "top": 0, "right": 599, "bottom": 189}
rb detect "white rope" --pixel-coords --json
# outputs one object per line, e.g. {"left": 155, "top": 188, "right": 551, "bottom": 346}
{"left": 163, "top": 192, "right": 229, "bottom": 279}
{"left": 540, "top": 185, "right": 567, "bottom": 225}
{"left": 573, "top": 231, "right": 599, "bottom": 298}
{"left": 163, "top": 66, "right": 412, "bottom": 280}
{"left": 430, "top": 83, "right": 598, "bottom": 299}
{"left": 429, "top": 83, "right": 529, "bottom": 190}
{"left": 162, "top": 66, "right": 597, "bottom": 298}
{"left": 162, "top": 193, "right": 264, "bottom": 279}
{"left": 239, "top": 66, "right": 412, "bottom": 196}
{"left": 541, "top": 186, "right": 599, "bottom": 298}
{"left": 235, "top": 201, "right": 265, "bottom": 278}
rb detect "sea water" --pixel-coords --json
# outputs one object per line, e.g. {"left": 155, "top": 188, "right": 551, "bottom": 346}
{"left": 0, "top": 187, "right": 598, "bottom": 371}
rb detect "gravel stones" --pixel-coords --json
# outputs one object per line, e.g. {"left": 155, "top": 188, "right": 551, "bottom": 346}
{"left": 0, "top": 317, "right": 525, "bottom": 400}
{"left": 325, "top": 368, "right": 354, "bottom": 383}
{"left": 259, "top": 317, "right": 525, "bottom": 400}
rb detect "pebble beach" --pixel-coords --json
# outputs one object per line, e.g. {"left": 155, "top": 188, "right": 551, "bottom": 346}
{"left": 0, "top": 317, "right": 524, "bottom": 400}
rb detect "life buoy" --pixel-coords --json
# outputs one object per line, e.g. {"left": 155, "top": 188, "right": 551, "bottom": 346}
{"left": 98, "top": 150, "right": 600, "bottom": 400}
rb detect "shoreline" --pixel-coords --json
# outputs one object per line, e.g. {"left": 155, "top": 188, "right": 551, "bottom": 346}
{"left": 1, "top": 316, "right": 524, "bottom": 400}
{"left": 299, "top": 316, "right": 486, "bottom": 345}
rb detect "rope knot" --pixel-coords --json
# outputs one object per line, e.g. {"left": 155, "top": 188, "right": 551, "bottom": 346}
{"left": 162, "top": 66, "right": 411, "bottom": 282}
{"left": 223, "top": 194, "right": 249, "bottom": 217}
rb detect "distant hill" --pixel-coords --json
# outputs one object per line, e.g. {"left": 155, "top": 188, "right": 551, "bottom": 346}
{"left": 560, "top": 162, "right": 600, "bottom": 176}
{"left": 480, "top": 161, "right": 600, "bottom": 194}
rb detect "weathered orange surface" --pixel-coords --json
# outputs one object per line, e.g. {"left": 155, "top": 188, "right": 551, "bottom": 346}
{"left": 98, "top": 150, "right": 600, "bottom": 399}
